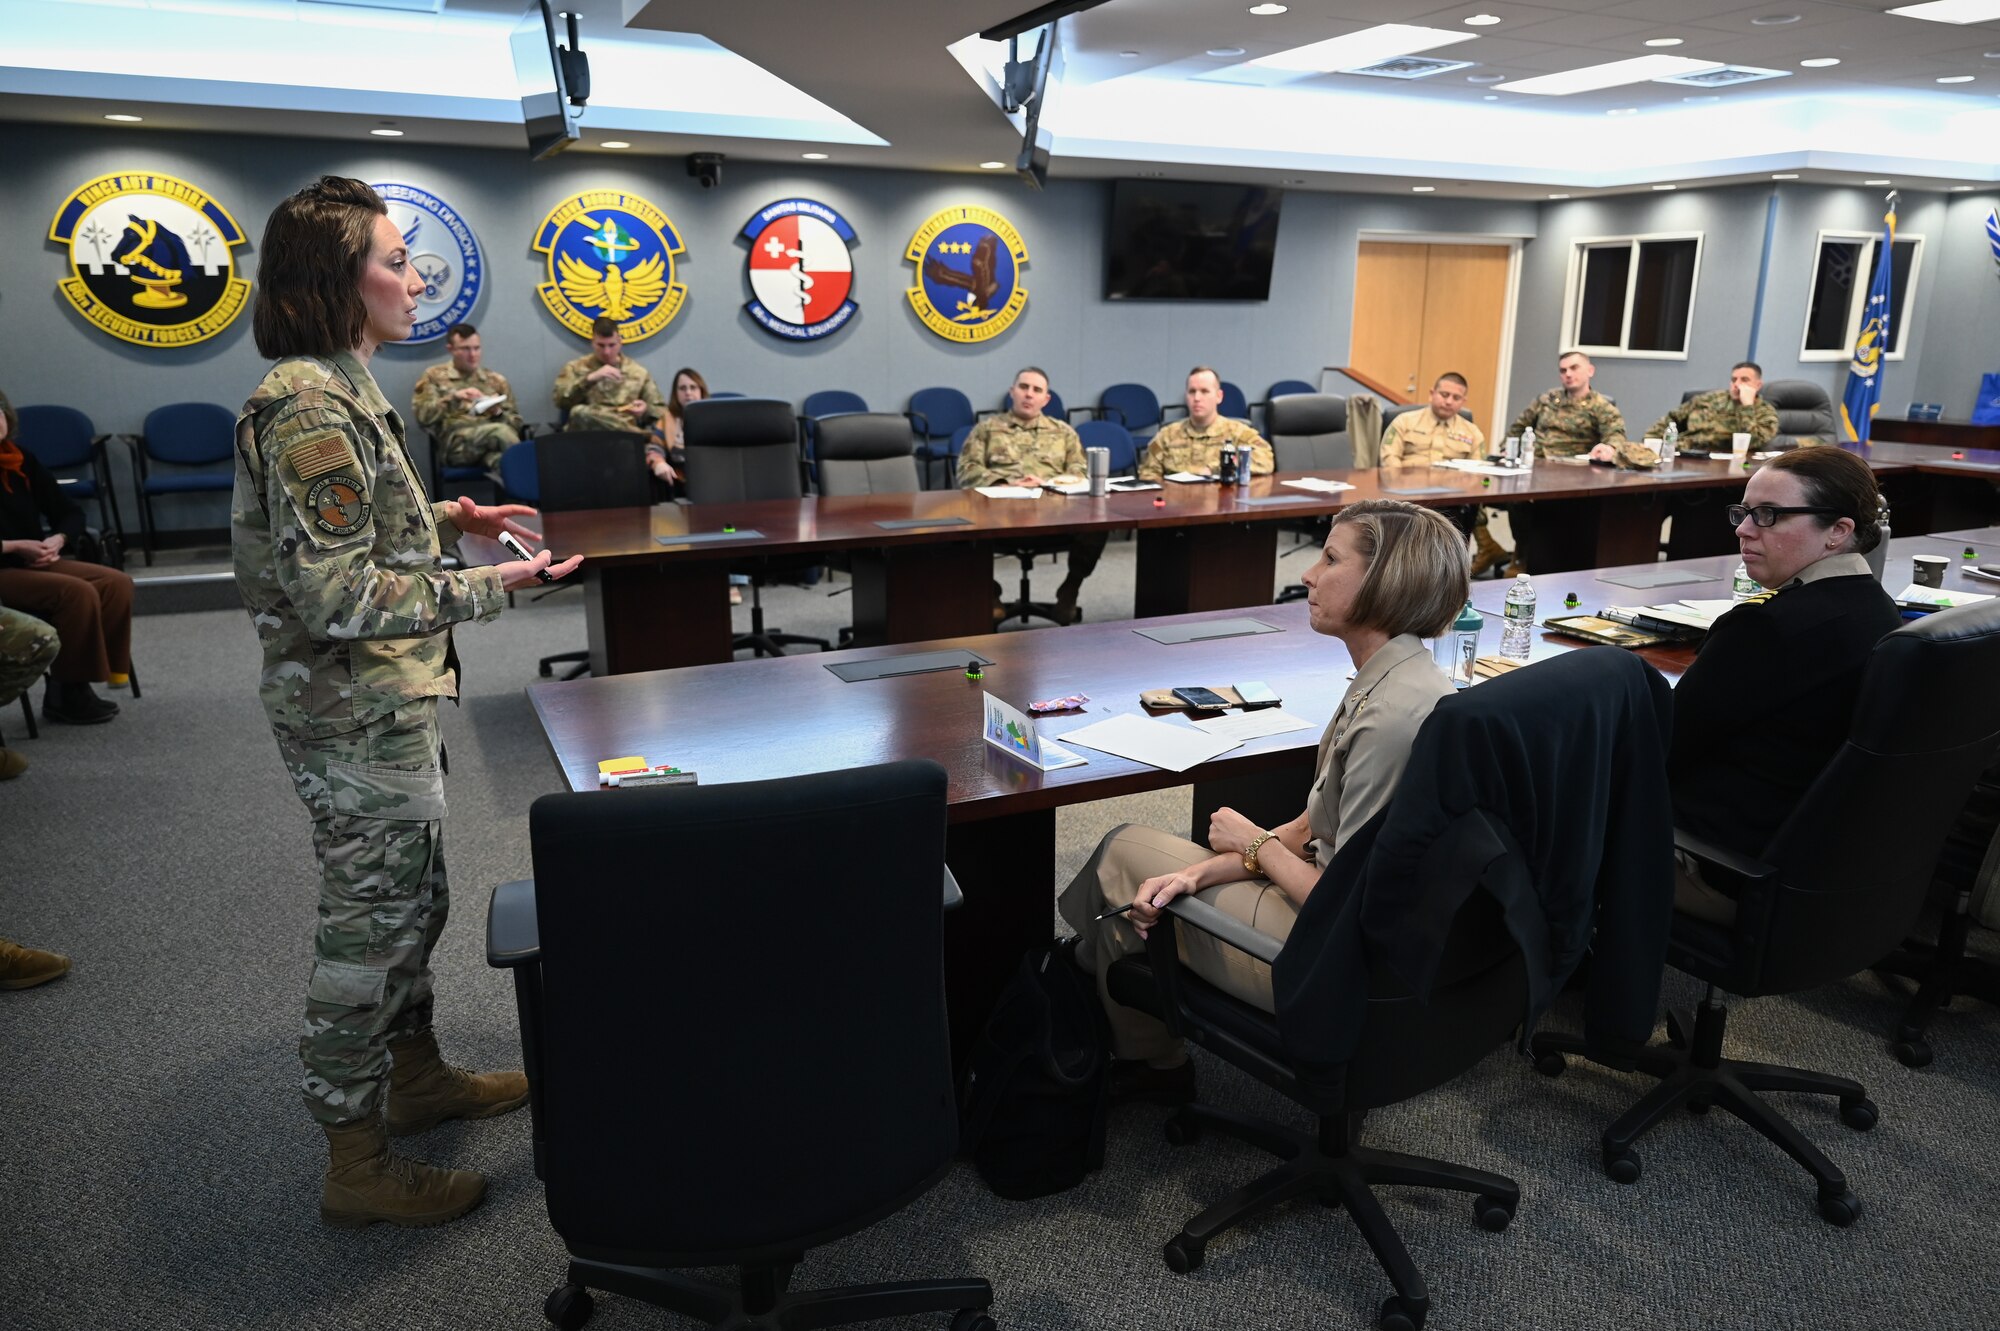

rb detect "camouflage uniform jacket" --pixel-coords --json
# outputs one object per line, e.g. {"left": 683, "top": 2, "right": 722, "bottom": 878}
{"left": 232, "top": 352, "right": 505, "bottom": 741}
{"left": 1508, "top": 389, "right": 1652, "bottom": 468}
{"left": 411, "top": 363, "right": 526, "bottom": 438}
{"left": 957, "top": 413, "right": 1086, "bottom": 489}
{"left": 1646, "top": 390, "right": 1780, "bottom": 452}
{"left": 1380, "top": 409, "right": 1485, "bottom": 468}
{"left": 553, "top": 354, "right": 666, "bottom": 420}
{"left": 1138, "top": 416, "right": 1274, "bottom": 483}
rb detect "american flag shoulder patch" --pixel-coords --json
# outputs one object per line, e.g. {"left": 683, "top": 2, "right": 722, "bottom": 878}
{"left": 285, "top": 431, "right": 357, "bottom": 482}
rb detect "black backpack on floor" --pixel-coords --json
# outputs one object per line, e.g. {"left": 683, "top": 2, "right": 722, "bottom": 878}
{"left": 959, "top": 941, "right": 1111, "bottom": 1200}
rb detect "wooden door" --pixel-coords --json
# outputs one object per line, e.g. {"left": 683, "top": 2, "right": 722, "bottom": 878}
{"left": 1351, "top": 241, "right": 1512, "bottom": 435}
{"left": 1417, "top": 245, "right": 1510, "bottom": 438}
{"left": 1350, "top": 242, "right": 1429, "bottom": 404}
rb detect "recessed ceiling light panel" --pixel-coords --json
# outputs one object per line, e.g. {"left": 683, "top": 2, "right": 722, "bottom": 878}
{"left": 1549, "top": 193, "right": 1570, "bottom": 199}
{"left": 979, "top": 161, "right": 1006, "bottom": 169}
{"left": 1937, "top": 74, "right": 1976, "bottom": 83}
{"left": 1772, "top": 173, "right": 1800, "bottom": 179}
{"left": 1658, "top": 64, "right": 1790, "bottom": 87}
{"left": 1495, "top": 54, "right": 1717, "bottom": 95}
{"left": 1347, "top": 56, "right": 1477, "bottom": 80}
{"left": 1645, "top": 38, "right": 1684, "bottom": 47}
{"left": 1207, "top": 47, "right": 1247, "bottom": 57}
{"left": 1800, "top": 57, "right": 1840, "bottom": 67}
{"left": 1245, "top": 23, "right": 1477, "bottom": 75}
{"left": 370, "top": 128, "right": 404, "bottom": 137}
{"left": 1411, "top": 185, "right": 1436, "bottom": 192}
{"left": 1888, "top": 1, "right": 2000, "bottom": 23}
{"left": 1248, "top": 3, "right": 1288, "bottom": 14}
{"left": 1750, "top": 13, "right": 1802, "bottom": 25}
{"left": 1864, "top": 178, "right": 1893, "bottom": 185}
{"left": 1463, "top": 13, "right": 1501, "bottom": 25}
{"left": 104, "top": 113, "right": 143, "bottom": 122}
{"left": 801, "top": 152, "right": 829, "bottom": 159}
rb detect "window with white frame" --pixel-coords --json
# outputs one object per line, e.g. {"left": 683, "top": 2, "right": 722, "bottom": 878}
{"left": 1563, "top": 233, "right": 1702, "bottom": 359}
{"left": 1799, "top": 230, "right": 1923, "bottom": 362}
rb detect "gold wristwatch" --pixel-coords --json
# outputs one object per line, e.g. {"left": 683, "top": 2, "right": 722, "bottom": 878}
{"left": 1243, "top": 831, "right": 1276, "bottom": 877}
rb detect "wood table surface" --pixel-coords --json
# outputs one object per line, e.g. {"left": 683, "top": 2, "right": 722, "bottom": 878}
{"left": 524, "top": 526, "right": 2000, "bottom": 1056}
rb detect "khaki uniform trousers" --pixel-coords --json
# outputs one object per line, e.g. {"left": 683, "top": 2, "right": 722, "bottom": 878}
{"left": 1059, "top": 823, "right": 1299, "bottom": 1064}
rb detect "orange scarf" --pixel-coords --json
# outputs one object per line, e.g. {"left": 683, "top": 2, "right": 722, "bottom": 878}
{"left": 0, "top": 441, "right": 25, "bottom": 494}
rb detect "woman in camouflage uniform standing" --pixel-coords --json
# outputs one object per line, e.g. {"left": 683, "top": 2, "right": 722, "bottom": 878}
{"left": 233, "top": 177, "right": 581, "bottom": 1228}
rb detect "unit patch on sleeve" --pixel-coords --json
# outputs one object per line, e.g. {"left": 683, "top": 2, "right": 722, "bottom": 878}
{"left": 306, "top": 476, "right": 372, "bottom": 537}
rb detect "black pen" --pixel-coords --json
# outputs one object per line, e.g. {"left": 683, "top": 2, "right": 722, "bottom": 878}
{"left": 1094, "top": 901, "right": 1139, "bottom": 922}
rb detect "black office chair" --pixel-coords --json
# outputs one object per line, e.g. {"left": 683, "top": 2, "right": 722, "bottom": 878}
{"left": 1265, "top": 394, "right": 1350, "bottom": 575}
{"left": 487, "top": 760, "right": 996, "bottom": 1331}
{"left": 813, "top": 413, "right": 922, "bottom": 498}
{"left": 1106, "top": 647, "right": 1671, "bottom": 1331}
{"left": 684, "top": 397, "right": 832, "bottom": 658}
{"left": 530, "top": 431, "right": 653, "bottom": 681}
{"left": 1762, "top": 379, "right": 1838, "bottom": 447}
{"left": 1265, "top": 393, "right": 1351, "bottom": 471}
{"left": 1873, "top": 755, "right": 2000, "bottom": 1066}
{"left": 1534, "top": 601, "right": 2000, "bottom": 1224}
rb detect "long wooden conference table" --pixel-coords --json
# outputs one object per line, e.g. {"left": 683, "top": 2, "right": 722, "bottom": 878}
{"left": 524, "top": 526, "right": 2000, "bottom": 1055}
{"left": 535, "top": 443, "right": 2000, "bottom": 676}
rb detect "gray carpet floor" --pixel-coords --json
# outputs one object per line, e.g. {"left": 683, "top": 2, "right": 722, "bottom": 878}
{"left": 4, "top": 533, "right": 1998, "bottom": 1330}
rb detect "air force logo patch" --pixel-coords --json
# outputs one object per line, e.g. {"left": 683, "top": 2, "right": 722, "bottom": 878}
{"left": 370, "top": 182, "right": 483, "bottom": 344}
{"left": 48, "top": 172, "right": 250, "bottom": 348}
{"left": 740, "top": 199, "right": 858, "bottom": 341}
{"left": 533, "top": 191, "right": 687, "bottom": 343}
{"left": 905, "top": 206, "right": 1028, "bottom": 343}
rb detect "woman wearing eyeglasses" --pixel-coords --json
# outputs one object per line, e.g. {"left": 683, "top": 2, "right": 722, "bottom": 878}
{"left": 1669, "top": 447, "right": 1900, "bottom": 923}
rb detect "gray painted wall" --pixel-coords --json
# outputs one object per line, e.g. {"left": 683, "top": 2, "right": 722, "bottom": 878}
{"left": 1910, "top": 191, "right": 2000, "bottom": 416}
{"left": 1508, "top": 182, "right": 1955, "bottom": 441}
{"left": 4, "top": 122, "right": 1539, "bottom": 533}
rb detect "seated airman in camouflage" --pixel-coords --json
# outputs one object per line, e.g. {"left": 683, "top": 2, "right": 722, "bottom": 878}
{"left": 1510, "top": 350, "right": 1654, "bottom": 469}
{"left": 553, "top": 315, "right": 666, "bottom": 433}
{"left": 1648, "top": 360, "right": 1782, "bottom": 452}
{"left": 411, "top": 323, "right": 527, "bottom": 471}
{"left": 960, "top": 367, "right": 1103, "bottom": 624}
{"left": 1137, "top": 367, "right": 1274, "bottom": 482}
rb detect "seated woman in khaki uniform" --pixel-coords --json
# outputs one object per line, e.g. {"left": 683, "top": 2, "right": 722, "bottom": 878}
{"left": 1059, "top": 499, "right": 1469, "bottom": 1102}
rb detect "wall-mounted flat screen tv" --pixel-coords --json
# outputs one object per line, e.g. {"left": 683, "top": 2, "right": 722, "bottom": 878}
{"left": 1104, "top": 180, "right": 1283, "bottom": 301}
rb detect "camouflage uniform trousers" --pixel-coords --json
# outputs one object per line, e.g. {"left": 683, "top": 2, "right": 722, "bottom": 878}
{"left": 565, "top": 406, "right": 649, "bottom": 434}
{"left": 0, "top": 607, "right": 61, "bottom": 705}
{"left": 276, "top": 698, "right": 449, "bottom": 1127}
{"left": 437, "top": 420, "right": 521, "bottom": 470}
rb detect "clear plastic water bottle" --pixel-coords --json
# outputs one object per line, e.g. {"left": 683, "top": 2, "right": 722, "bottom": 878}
{"left": 1519, "top": 425, "right": 1537, "bottom": 472}
{"left": 1433, "top": 600, "right": 1485, "bottom": 688}
{"left": 1731, "top": 561, "right": 1760, "bottom": 601}
{"left": 1500, "top": 574, "right": 1537, "bottom": 659}
{"left": 1660, "top": 420, "right": 1678, "bottom": 465}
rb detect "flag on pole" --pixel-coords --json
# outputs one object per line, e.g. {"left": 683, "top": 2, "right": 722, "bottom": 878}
{"left": 1986, "top": 205, "right": 1999, "bottom": 279}
{"left": 1841, "top": 193, "right": 1897, "bottom": 444}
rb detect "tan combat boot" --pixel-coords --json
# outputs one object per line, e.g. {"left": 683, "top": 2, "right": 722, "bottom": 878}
{"left": 384, "top": 1029, "right": 530, "bottom": 1137}
{"left": 0, "top": 937, "right": 70, "bottom": 990}
{"left": 1469, "top": 524, "right": 1513, "bottom": 580}
{"left": 0, "top": 747, "right": 26, "bottom": 780}
{"left": 320, "top": 1117, "right": 485, "bottom": 1229}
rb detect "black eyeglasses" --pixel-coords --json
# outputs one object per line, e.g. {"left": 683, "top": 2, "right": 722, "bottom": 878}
{"left": 1725, "top": 504, "right": 1846, "bottom": 528}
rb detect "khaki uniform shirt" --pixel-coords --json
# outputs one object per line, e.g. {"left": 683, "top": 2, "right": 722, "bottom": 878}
{"left": 1306, "top": 635, "right": 1454, "bottom": 865}
{"left": 1379, "top": 409, "right": 1486, "bottom": 469}
{"left": 956, "top": 413, "right": 1086, "bottom": 489}
{"left": 553, "top": 354, "right": 667, "bottom": 422}
{"left": 411, "top": 363, "right": 526, "bottom": 438}
{"left": 1138, "top": 416, "right": 1274, "bottom": 483}
{"left": 1647, "top": 389, "right": 1780, "bottom": 452}
{"left": 232, "top": 352, "right": 504, "bottom": 741}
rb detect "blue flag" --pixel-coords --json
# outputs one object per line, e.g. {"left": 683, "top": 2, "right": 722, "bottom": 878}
{"left": 1987, "top": 205, "right": 1999, "bottom": 277}
{"left": 1841, "top": 195, "right": 1896, "bottom": 444}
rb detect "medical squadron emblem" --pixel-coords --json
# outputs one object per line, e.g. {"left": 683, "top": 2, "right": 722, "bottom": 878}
{"left": 740, "top": 198, "right": 859, "bottom": 341}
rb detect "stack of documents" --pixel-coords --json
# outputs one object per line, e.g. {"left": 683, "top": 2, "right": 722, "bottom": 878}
{"left": 1280, "top": 477, "right": 1357, "bottom": 494}
{"left": 1056, "top": 709, "right": 1314, "bottom": 773}
{"left": 973, "top": 485, "right": 1042, "bottom": 499}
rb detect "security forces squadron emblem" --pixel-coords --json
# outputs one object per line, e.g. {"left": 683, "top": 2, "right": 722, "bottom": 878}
{"left": 306, "top": 475, "right": 371, "bottom": 538}
{"left": 369, "top": 182, "right": 483, "bottom": 344}
{"left": 904, "top": 206, "right": 1028, "bottom": 343}
{"left": 740, "top": 199, "right": 859, "bottom": 341}
{"left": 48, "top": 172, "right": 250, "bottom": 347}
{"left": 533, "top": 190, "right": 687, "bottom": 342}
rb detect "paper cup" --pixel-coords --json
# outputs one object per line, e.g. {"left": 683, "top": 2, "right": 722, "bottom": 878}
{"left": 1730, "top": 432, "right": 1752, "bottom": 461}
{"left": 1912, "top": 554, "right": 1947, "bottom": 588}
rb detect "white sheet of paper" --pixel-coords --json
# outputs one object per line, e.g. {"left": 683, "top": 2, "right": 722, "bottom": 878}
{"left": 1895, "top": 583, "right": 1995, "bottom": 608}
{"left": 1678, "top": 599, "right": 1740, "bottom": 619}
{"left": 1434, "top": 460, "right": 1529, "bottom": 477}
{"left": 1280, "top": 477, "right": 1357, "bottom": 493}
{"left": 1164, "top": 472, "right": 1213, "bottom": 483}
{"left": 1636, "top": 603, "right": 1719, "bottom": 629}
{"left": 1043, "top": 480, "right": 1092, "bottom": 495}
{"left": 471, "top": 394, "right": 506, "bottom": 415}
{"left": 973, "top": 486, "right": 1042, "bottom": 499}
{"left": 1055, "top": 713, "right": 1242, "bottom": 773}
{"left": 1189, "top": 709, "right": 1316, "bottom": 742}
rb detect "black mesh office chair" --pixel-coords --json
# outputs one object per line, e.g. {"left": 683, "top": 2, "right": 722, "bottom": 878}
{"left": 532, "top": 431, "right": 653, "bottom": 681}
{"left": 814, "top": 414, "right": 922, "bottom": 648}
{"left": 1105, "top": 647, "right": 1671, "bottom": 1331}
{"left": 1534, "top": 601, "right": 2000, "bottom": 1224}
{"left": 684, "top": 398, "right": 832, "bottom": 658}
{"left": 487, "top": 760, "right": 996, "bottom": 1331}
